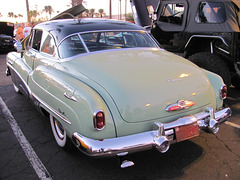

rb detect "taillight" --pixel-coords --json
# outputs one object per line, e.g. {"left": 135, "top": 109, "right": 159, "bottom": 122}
{"left": 93, "top": 110, "right": 105, "bottom": 130}
{"left": 220, "top": 85, "right": 227, "bottom": 99}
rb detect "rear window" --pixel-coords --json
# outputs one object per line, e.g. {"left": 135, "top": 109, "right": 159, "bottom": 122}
{"left": 81, "top": 31, "right": 158, "bottom": 52}
{"left": 195, "top": 2, "right": 226, "bottom": 23}
{"left": 58, "top": 35, "right": 86, "bottom": 59}
{"left": 58, "top": 31, "right": 159, "bottom": 58}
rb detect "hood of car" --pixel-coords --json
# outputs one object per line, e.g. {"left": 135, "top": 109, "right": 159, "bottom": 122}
{"left": 51, "top": 4, "right": 86, "bottom": 20}
{"left": 65, "top": 48, "right": 215, "bottom": 123}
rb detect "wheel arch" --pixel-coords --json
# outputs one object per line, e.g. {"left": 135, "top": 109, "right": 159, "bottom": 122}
{"left": 202, "top": 69, "right": 225, "bottom": 109}
{"left": 184, "top": 35, "right": 228, "bottom": 58}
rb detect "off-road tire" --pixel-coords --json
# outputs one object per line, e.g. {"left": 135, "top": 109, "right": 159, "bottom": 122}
{"left": 188, "top": 52, "right": 231, "bottom": 87}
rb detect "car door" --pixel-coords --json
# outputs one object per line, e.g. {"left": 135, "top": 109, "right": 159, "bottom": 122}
{"left": 33, "top": 31, "right": 58, "bottom": 68}
{"left": 154, "top": 0, "right": 188, "bottom": 52}
{"left": 28, "top": 31, "right": 77, "bottom": 123}
{"left": 10, "top": 29, "right": 42, "bottom": 96}
{"left": 24, "top": 29, "right": 43, "bottom": 70}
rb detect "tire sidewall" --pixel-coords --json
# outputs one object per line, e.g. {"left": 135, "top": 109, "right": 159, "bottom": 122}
{"left": 50, "top": 114, "right": 67, "bottom": 148}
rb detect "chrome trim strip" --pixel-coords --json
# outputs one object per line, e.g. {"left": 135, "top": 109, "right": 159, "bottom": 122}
{"left": 185, "top": 35, "right": 229, "bottom": 49}
{"left": 57, "top": 30, "right": 159, "bottom": 48}
{"left": 216, "top": 46, "right": 230, "bottom": 54}
{"left": 210, "top": 41, "right": 213, "bottom": 53}
{"left": 57, "top": 30, "right": 148, "bottom": 47}
{"left": 78, "top": 34, "right": 90, "bottom": 53}
{"left": 32, "top": 93, "right": 72, "bottom": 125}
{"left": 72, "top": 107, "right": 231, "bottom": 157}
{"left": 78, "top": 29, "right": 148, "bottom": 35}
{"left": 57, "top": 32, "right": 81, "bottom": 47}
{"left": 7, "top": 60, "right": 14, "bottom": 66}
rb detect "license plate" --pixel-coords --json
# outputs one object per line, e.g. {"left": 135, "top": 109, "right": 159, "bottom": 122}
{"left": 175, "top": 123, "right": 199, "bottom": 142}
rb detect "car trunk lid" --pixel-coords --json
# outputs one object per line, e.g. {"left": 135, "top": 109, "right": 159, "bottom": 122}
{"left": 66, "top": 48, "right": 215, "bottom": 123}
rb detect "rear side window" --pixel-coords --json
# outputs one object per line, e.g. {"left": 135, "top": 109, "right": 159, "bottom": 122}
{"left": 195, "top": 2, "right": 226, "bottom": 23}
{"left": 40, "top": 32, "right": 56, "bottom": 56}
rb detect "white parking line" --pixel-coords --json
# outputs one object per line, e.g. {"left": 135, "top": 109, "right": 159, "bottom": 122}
{"left": 225, "top": 121, "right": 240, "bottom": 129}
{"left": 0, "top": 97, "right": 52, "bottom": 180}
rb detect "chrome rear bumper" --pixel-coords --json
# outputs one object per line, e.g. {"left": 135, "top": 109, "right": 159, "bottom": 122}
{"left": 72, "top": 107, "right": 231, "bottom": 157}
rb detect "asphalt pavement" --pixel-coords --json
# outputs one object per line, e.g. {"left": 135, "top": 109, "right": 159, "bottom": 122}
{"left": 0, "top": 53, "right": 240, "bottom": 180}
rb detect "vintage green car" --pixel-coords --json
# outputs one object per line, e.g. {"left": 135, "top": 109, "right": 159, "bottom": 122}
{"left": 6, "top": 18, "right": 231, "bottom": 168}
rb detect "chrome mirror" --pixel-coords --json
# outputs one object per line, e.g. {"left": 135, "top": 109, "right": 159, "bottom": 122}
{"left": 14, "top": 42, "right": 23, "bottom": 52}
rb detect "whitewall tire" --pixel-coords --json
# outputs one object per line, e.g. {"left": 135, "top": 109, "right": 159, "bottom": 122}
{"left": 50, "top": 114, "right": 72, "bottom": 150}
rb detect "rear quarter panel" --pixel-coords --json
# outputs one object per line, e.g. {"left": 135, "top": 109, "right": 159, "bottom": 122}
{"left": 202, "top": 69, "right": 224, "bottom": 109}
{"left": 28, "top": 65, "right": 116, "bottom": 139}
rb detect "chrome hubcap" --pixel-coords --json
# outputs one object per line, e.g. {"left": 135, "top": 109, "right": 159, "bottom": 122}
{"left": 54, "top": 118, "right": 65, "bottom": 140}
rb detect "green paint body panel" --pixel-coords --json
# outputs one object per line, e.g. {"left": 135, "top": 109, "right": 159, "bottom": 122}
{"left": 7, "top": 48, "right": 224, "bottom": 139}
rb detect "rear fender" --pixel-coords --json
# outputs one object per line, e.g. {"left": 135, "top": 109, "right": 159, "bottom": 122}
{"left": 185, "top": 36, "right": 229, "bottom": 58}
{"left": 28, "top": 65, "right": 116, "bottom": 140}
{"left": 202, "top": 69, "right": 224, "bottom": 109}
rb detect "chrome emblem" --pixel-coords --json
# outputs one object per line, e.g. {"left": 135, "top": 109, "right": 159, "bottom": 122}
{"left": 178, "top": 100, "right": 187, "bottom": 108}
{"left": 166, "top": 100, "right": 195, "bottom": 111}
{"left": 167, "top": 78, "right": 181, "bottom": 83}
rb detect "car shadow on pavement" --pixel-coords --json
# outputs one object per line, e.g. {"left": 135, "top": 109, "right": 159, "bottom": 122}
{"left": 61, "top": 140, "right": 203, "bottom": 180}
{"left": 0, "top": 84, "right": 204, "bottom": 180}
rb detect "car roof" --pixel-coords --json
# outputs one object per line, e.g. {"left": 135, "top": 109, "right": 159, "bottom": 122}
{"left": 185, "top": 0, "right": 240, "bottom": 32}
{"left": 156, "top": 0, "right": 240, "bottom": 32}
{"left": 34, "top": 18, "right": 145, "bottom": 44}
{"left": 160, "top": 0, "right": 239, "bottom": 5}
